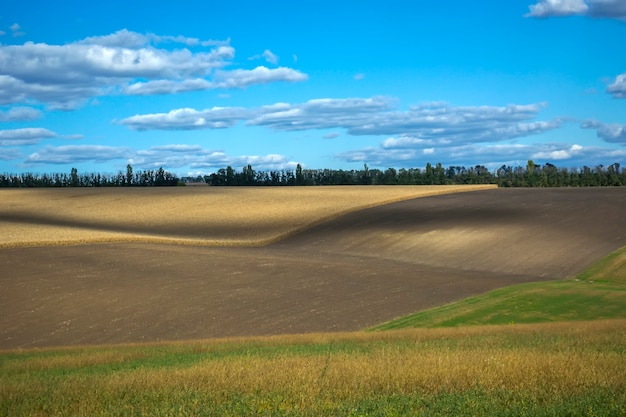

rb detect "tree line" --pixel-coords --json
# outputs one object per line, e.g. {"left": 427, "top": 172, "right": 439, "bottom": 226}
{"left": 0, "top": 164, "right": 180, "bottom": 187}
{"left": 3, "top": 161, "right": 626, "bottom": 188}
{"left": 202, "top": 161, "right": 626, "bottom": 187}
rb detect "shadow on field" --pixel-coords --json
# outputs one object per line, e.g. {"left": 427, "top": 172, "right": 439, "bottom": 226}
{"left": 2, "top": 188, "right": 626, "bottom": 349}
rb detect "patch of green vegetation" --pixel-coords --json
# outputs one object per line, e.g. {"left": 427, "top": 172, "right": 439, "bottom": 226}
{"left": 372, "top": 246, "right": 626, "bottom": 331}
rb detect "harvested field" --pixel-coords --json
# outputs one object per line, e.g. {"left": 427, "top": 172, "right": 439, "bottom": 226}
{"left": 0, "top": 185, "right": 490, "bottom": 247}
{"left": 2, "top": 186, "right": 626, "bottom": 349}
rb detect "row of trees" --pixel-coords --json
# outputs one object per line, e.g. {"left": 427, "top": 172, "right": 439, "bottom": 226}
{"left": 203, "top": 161, "right": 626, "bottom": 187}
{"left": 0, "top": 165, "right": 180, "bottom": 187}
{"left": 3, "top": 161, "right": 626, "bottom": 188}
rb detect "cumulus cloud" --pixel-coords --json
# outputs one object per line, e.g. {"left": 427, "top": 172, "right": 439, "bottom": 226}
{"left": 124, "top": 66, "right": 307, "bottom": 95}
{"left": 526, "top": 0, "right": 626, "bottom": 19}
{"left": 0, "top": 106, "right": 42, "bottom": 122}
{"left": 79, "top": 29, "right": 230, "bottom": 48}
{"left": 531, "top": 143, "right": 584, "bottom": 159}
{"left": 120, "top": 97, "right": 561, "bottom": 147}
{"left": 211, "top": 66, "right": 307, "bottom": 88}
{"left": 124, "top": 79, "right": 213, "bottom": 95}
{"left": 263, "top": 50, "right": 279, "bottom": 65}
{"left": 526, "top": 0, "right": 588, "bottom": 17}
{"left": 25, "top": 145, "right": 132, "bottom": 164}
{"left": 249, "top": 99, "right": 561, "bottom": 143}
{"left": 120, "top": 107, "right": 249, "bottom": 130}
{"left": 22, "top": 142, "right": 298, "bottom": 173}
{"left": 337, "top": 141, "right": 621, "bottom": 169}
{"left": 607, "top": 73, "right": 626, "bottom": 98}
{"left": 0, "top": 29, "right": 306, "bottom": 108}
{"left": 0, "top": 128, "right": 56, "bottom": 146}
{"left": 582, "top": 119, "right": 626, "bottom": 144}
{"left": 249, "top": 49, "right": 279, "bottom": 64}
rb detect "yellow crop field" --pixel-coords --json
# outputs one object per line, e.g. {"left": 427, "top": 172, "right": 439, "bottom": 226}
{"left": 0, "top": 185, "right": 494, "bottom": 248}
{"left": 2, "top": 320, "right": 625, "bottom": 416}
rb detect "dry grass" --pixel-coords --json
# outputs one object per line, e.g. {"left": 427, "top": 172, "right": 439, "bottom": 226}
{"left": 0, "top": 185, "right": 494, "bottom": 248}
{"left": 2, "top": 320, "right": 625, "bottom": 416}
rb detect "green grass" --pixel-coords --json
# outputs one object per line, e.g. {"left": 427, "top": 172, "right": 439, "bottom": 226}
{"left": 2, "top": 321, "right": 626, "bottom": 416}
{"left": 371, "top": 246, "right": 626, "bottom": 331}
{"left": 3, "top": 247, "right": 626, "bottom": 416}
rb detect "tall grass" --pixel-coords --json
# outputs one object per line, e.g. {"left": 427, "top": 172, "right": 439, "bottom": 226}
{"left": 2, "top": 321, "right": 625, "bottom": 416}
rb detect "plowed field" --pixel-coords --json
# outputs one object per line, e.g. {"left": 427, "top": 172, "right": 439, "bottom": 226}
{"left": 2, "top": 187, "right": 626, "bottom": 349}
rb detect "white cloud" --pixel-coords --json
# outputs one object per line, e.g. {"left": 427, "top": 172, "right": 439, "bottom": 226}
{"left": 9, "top": 23, "right": 21, "bottom": 32}
{"left": 120, "top": 97, "right": 561, "bottom": 146}
{"left": 354, "top": 73, "right": 365, "bottom": 81}
{"left": 532, "top": 144, "right": 584, "bottom": 159}
{"left": 526, "top": 0, "right": 626, "bottom": 19}
{"left": 125, "top": 66, "right": 308, "bottom": 95}
{"left": 124, "top": 79, "right": 213, "bottom": 95}
{"left": 249, "top": 49, "right": 279, "bottom": 65}
{"left": 119, "top": 107, "right": 249, "bottom": 130}
{"left": 210, "top": 66, "right": 307, "bottom": 89}
{"left": 25, "top": 145, "right": 132, "bottom": 164}
{"left": 249, "top": 99, "right": 560, "bottom": 144}
{"left": 21, "top": 142, "right": 298, "bottom": 173}
{"left": 247, "top": 96, "right": 395, "bottom": 131}
{"left": 337, "top": 141, "right": 624, "bottom": 169}
{"left": 382, "top": 136, "right": 431, "bottom": 149}
{"left": 582, "top": 119, "right": 626, "bottom": 144}
{"left": 0, "top": 128, "right": 56, "bottom": 145}
{"left": 526, "top": 0, "right": 588, "bottom": 17}
{"left": 323, "top": 132, "right": 340, "bottom": 139}
{"left": 78, "top": 29, "right": 230, "bottom": 49}
{"left": 263, "top": 50, "right": 279, "bottom": 65}
{"left": 0, "top": 30, "right": 306, "bottom": 108}
{"left": 607, "top": 73, "right": 626, "bottom": 98}
{"left": 0, "top": 106, "right": 42, "bottom": 122}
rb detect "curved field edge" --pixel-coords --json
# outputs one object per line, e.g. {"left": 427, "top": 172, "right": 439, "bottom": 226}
{"left": 0, "top": 184, "right": 494, "bottom": 249}
{"left": 1, "top": 320, "right": 625, "bottom": 416}
{"left": 370, "top": 245, "right": 626, "bottom": 330}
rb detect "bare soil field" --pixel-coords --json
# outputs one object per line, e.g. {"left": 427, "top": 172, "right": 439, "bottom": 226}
{"left": 2, "top": 186, "right": 626, "bottom": 349}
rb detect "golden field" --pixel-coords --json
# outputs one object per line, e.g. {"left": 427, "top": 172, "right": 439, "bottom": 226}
{"left": 2, "top": 320, "right": 625, "bottom": 416}
{"left": 0, "top": 185, "right": 494, "bottom": 248}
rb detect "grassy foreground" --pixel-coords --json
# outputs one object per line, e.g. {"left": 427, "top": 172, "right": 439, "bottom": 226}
{"left": 1, "top": 321, "right": 625, "bottom": 416}
{"left": 2, "top": 251, "right": 626, "bottom": 417}
{"left": 2, "top": 226, "right": 626, "bottom": 416}
{"left": 372, "top": 246, "right": 626, "bottom": 330}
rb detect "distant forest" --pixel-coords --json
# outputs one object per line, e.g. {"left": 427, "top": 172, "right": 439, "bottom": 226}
{"left": 202, "top": 161, "right": 626, "bottom": 187}
{"left": 2, "top": 161, "right": 626, "bottom": 188}
{"left": 0, "top": 165, "right": 180, "bottom": 188}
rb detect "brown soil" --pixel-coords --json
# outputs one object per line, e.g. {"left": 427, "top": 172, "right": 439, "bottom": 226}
{"left": 2, "top": 188, "right": 626, "bottom": 349}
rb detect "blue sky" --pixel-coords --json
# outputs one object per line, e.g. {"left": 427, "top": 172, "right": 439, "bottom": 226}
{"left": 1, "top": 0, "right": 625, "bottom": 176}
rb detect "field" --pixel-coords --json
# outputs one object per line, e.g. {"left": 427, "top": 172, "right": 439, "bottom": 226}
{"left": 2, "top": 185, "right": 626, "bottom": 415}
{"left": 2, "top": 186, "right": 626, "bottom": 349}
{"left": 1, "top": 321, "right": 625, "bottom": 416}
{"left": 0, "top": 185, "right": 491, "bottom": 248}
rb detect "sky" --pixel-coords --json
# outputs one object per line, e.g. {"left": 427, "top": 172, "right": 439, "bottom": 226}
{"left": 1, "top": 0, "right": 625, "bottom": 176}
